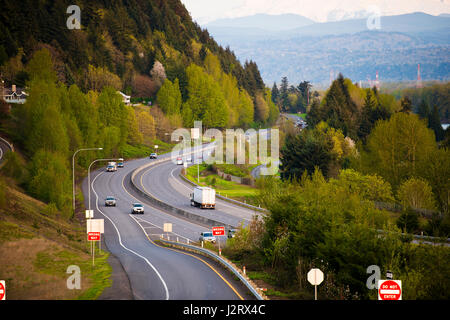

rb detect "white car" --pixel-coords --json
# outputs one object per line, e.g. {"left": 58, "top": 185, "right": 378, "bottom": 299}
{"left": 176, "top": 157, "right": 183, "bottom": 165}
{"left": 131, "top": 203, "right": 144, "bottom": 214}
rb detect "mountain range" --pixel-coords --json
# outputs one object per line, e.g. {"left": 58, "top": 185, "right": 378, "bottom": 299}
{"left": 205, "top": 12, "right": 450, "bottom": 86}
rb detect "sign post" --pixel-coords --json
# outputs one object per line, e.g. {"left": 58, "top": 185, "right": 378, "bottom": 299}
{"left": 164, "top": 223, "right": 172, "bottom": 240}
{"left": 378, "top": 280, "right": 402, "bottom": 300}
{"left": 212, "top": 226, "right": 225, "bottom": 254}
{"left": 307, "top": 268, "right": 324, "bottom": 300}
{"left": 87, "top": 219, "right": 104, "bottom": 266}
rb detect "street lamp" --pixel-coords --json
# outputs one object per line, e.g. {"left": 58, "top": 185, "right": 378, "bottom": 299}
{"left": 88, "top": 158, "right": 121, "bottom": 211}
{"left": 72, "top": 148, "right": 103, "bottom": 216}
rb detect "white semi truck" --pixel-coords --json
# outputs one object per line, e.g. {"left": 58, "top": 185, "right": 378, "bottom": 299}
{"left": 190, "top": 187, "right": 216, "bottom": 209}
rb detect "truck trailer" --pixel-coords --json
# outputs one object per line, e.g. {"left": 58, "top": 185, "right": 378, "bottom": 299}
{"left": 190, "top": 187, "right": 216, "bottom": 209}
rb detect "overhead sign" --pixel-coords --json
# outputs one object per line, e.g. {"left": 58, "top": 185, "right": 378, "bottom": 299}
{"left": 212, "top": 226, "right": 225, "bottom": 236}
{"left": 87, "top": 219, "right": 104, "bottom": 234}
{"left": 378, "top": 280, "right": 402, "bottom": 300}
{"left": 88, "top": 232, "right": 101, "bottom": 241}
{"left": 307, "top": 268, "right": 324, "bottom": 286}
{"left": 163, "top": 223, "right": 172, "bottom": 233}
{"left": 0, "top": 280, "right": 5, "bottom": 300}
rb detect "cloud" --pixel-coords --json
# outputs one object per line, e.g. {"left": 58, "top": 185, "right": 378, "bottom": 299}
{"left": 182, "top": 0, "right": 450, "bottom": 23}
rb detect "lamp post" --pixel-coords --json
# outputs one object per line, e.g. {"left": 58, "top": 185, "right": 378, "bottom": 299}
{"left": 87, "top": 158, "right": 121, "bottom": 211}
{"left": 72, "top": 148, "right": 103, "bottom": 216}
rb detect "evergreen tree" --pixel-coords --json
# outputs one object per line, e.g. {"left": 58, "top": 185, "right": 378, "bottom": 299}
{"left": 271, "top": 82, "right": 279, "bottom": 105}
{"left": 428, "top": 105, "right": 445, "bottom": 141}
{"left": 417, "top": 99, "right": 431, "bottom": 120}
{"left": 280, "top": 76, "right": 289, "bottom": 112}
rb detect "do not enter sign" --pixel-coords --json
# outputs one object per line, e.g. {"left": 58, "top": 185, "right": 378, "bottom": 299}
{"left": 378, "top": 280, "right": 402, "bottom": 300}
{"left": 0, "top": 280, "right": 5, "bottom": 300}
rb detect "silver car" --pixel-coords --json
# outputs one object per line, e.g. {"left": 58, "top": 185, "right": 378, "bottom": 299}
{"left": 105, "top": 196, "right": 116, "bottom": 207}
{"left": 199, "top": 231, "right": 216, "bottom": 244}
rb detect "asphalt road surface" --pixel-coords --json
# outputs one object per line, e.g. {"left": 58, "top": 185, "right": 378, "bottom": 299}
{"left": 82, "top": 150, "right": 254, "bottom": 300}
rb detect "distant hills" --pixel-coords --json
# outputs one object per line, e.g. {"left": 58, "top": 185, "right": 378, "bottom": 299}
{"left": 205, "top": 12, "right": 450, "bottom": 85}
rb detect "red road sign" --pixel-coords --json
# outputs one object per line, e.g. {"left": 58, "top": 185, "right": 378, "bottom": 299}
{"left": 0, "top": 281, "right": 5, "bottom": 300}
{"left": 88, "top": 232, "right": 101, "bottom": 241}
{"left": 212, "top": 226, "right": 225, "bottom": 236}
{"left": 378, "top": 280, "right": 402, "bottom": 300}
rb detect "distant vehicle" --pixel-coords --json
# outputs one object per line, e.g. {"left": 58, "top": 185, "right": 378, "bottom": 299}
{"left": 149, "top": 153, "right": 157, "bottom": 159}
{"left": 117, "top": 158, "right": 124, "bottom": 168}
{"left": 105, "top": 196, "right": 116, "bottom": 207}
{"left": 190, "top": 187, "right": 215, "bottom": 209}
{"left": 228, "top": 229, "right": 237, "bottom": 239}
{"left": 199, "top": 231, "right": 216, "bottom": 244}
{"left": 185, "top": 156, "right": 192, "bottom": 163}
{"left": 176, "top": 157, "right": 183, "bottom": 165}
{"left": 106, "top": 162, "right": 117, "bottom": 172}
{"left": 131, "top": 203, "right": 144, "bottom": 214}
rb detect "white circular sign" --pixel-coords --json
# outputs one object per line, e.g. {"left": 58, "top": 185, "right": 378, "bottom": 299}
{"left": 307, "top": 268, "right": 324, "bottom": 286}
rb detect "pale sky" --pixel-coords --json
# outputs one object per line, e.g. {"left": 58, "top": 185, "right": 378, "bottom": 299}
{"left": 181, "top": 0, "right": 450, "bottom": 24}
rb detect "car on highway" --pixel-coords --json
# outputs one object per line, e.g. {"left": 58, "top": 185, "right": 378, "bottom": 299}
{"left": 149, "top": 153, "right": 157, "bottom": 159}
{"left": 105, "top": 196, "right": 116, "bottom": 207}
{"left": 227, "top": 229, "right": 237, "bottom": 238}
{"left": 131, "top": 203, "right": 144, "bottom": 214}
{"left": 176, "top": 157, "right": 183, "bottom": 165}
{"left": 106, "top": 164, "right": 116, "bottom": 172}
{"left": 117, "top": 158, "right": 124, "bottom": 168}
{"left": 199, "top": 231, "right": 216, "bottom": 244}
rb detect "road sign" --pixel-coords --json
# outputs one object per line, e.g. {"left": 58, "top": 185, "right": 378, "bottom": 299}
{"left": 307, "top": 268, "right": 324, "bottom": 300}
{"left": 307, "top": 268, "right": 324, "bottom": 286}
{"left": 154, "top": 145, "right": 158, "bottom": 149}
{"left": 0, "top": 280, "right": 5, "bottom": 300}
{"left": 163, "top": 223, "right": 172, "bottom": 233}
{"left": 85, "top": 210, "right": 94, "bottom": 219}
{"left": 212, "top": 226, "right": 225, "bottom": 236}
{"left": 87, "top": 219, "right": 104, "bottom": 234}
{"left": 88, "top": 232, "right": 101, "bottom": 241}
{"left": 378, "top": 280, "right": 402, "bottom": 300}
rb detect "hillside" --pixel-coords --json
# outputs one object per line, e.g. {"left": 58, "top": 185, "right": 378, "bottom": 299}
{"left": 0, "top": 0, "right": 277, "bottom": 129}
{"left": 205, "top": 12, "right": 450, "bottom": 84}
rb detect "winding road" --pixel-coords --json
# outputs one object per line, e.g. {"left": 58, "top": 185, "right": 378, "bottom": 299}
{"left": 82, "top": 147, "right": 256, "bottom": 300}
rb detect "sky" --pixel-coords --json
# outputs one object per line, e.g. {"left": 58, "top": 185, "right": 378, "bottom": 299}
{"left": 181, "top": 0, "right": 450, "bottom": 24}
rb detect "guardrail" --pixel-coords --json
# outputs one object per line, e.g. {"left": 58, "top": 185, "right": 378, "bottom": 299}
{"left": 159, "top": 237, "right": 266, "bottom": 300}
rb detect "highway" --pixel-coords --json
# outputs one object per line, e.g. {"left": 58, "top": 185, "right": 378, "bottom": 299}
{"left": 82, "top": 149, "right": 254, "bottom": 300}
{"left": 0, "top": 137, "right": 13, "bottom": 166}
{"left": 135, "top": 159, "right": 262, "bottom": 228}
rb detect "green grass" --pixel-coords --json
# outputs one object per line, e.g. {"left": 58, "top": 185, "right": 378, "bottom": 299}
{"left": 33, "top": 247, "right": 112, "bottom": 300}
{"left": 185, "top": 165, "right": 259, "bottom": 199}
{"left": 121, "top": 140, "right": 176, "bottom": 159}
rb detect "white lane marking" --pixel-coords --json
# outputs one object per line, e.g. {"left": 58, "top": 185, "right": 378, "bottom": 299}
{"left": 120, "top": 171, "right": 206, "bottom": 236}
{"left": 92, "top": 172, "right": 170, "bottom": 300}
{"left": 132, "top": 215, "right": 194, "bottom": 242}
{"left": 0, "top": 146, "right": 3, "bottom": 161}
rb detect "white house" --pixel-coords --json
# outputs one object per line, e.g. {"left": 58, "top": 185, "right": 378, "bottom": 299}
{"left": 118, "top": 91, "right": 131, "bottom": 105}
{"left": 2, "top": 83, "right": 28, "bottom": 104}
